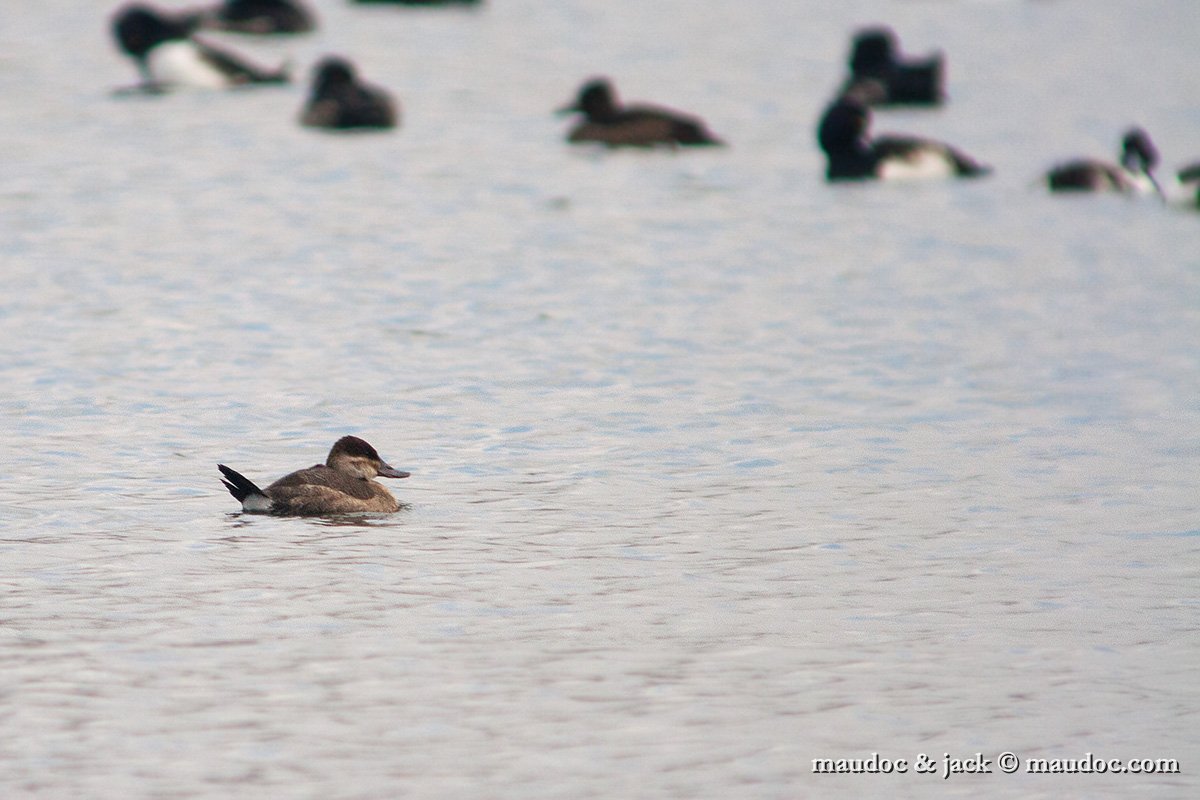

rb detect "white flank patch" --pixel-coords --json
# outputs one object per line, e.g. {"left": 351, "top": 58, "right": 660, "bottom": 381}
{"left": 148, "top": 42, "right": 229, "bottom": 90}
{"left": 879, "top": 148, "right": 956, "bottom": 181}
{"left": 1124, "top": 171, "right": 1163, "bottom": 197}
{"left": 242, "top": 493, "right": 273, "bottom": 513}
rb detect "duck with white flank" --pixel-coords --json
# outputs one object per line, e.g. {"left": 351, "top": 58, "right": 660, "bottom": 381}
{"left": 112, "top": 3, "right": 289, "bottom": 91}
{"left": 817, "top": 97, "right": 989, "bottom": 182}
{"left": 300, "top": 57, "right": 398, "bottom": 130}
{"left": 1045, "top": 128, "right": 1164, "bottom": 198}
{"left": 219, "top": 436, "right": 410, "bottom": 515}
{"left": 558, "top": 78, "right": 724, "bottom": 148}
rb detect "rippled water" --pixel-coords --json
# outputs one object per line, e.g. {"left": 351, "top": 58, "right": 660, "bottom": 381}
{"left": 2, "top": 1, "right": 1198, "bottom": 797}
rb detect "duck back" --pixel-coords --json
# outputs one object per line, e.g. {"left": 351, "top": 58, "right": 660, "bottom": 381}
{"left": 266, "top": 464, "right": 401, "bottom": 515}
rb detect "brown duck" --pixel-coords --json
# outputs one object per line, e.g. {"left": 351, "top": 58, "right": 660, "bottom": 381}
{"left": 219, "top": 436, "right": 410, "bottom": 515}
{"left": 558, "top": 78, "right": 724, "bottom": 148}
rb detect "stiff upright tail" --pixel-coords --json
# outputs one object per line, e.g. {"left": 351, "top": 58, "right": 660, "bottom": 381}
{"left": 947, "top": 146, "right": 991, "bottom": 178}
{"left": 218, "top": 464, "right": 270, "bottom": 511}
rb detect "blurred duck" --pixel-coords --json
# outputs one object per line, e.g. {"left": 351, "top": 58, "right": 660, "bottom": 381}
{"left": 201, "top": 0, "right": 316, "bottom": 34}
{"left": 112, "top": 3, "right": 289, "bottom": 90}
{"left": 817, "top": 97, "right": 989, "bottom": 181}
{"left": 219, "top": 436, "right": 410, "bottom": 515}
{"left": 350, "top": 0, "right": 482, "bottom": 6}
{"left": 300, "top": 56, "right": 398, "bottom": 130}
{"left": 1045, "top": 128, "right": 1164, "bottom": 197}
{"left": 1177, "top": 163, "right": 1200, "bottom": 207}
{"left": 840, "top": 26, "right": 944, "bottom": 107}
{"left": 558, "top": 78, "right": 724, "bottom": 148}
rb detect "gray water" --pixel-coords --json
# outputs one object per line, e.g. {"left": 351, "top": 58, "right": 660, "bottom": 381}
{"left": 2, "top": 1, "right": 1198, "bottom": 798}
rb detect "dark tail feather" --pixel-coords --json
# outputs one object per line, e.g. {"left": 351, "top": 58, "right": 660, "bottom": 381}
{"left": 950, "top": 148, "right": 991, "bottom": 178}
{"left": 218, "top": 464, "right": 265, "bottom": 503}
{"left": 674, "top": 119, "right": 724, "bottom": 146}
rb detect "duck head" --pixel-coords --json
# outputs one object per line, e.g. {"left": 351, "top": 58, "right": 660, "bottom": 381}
{"left": 849, "top": 27, "right": 898, "bottom": 75}
{"left": 558, "top": 78, "right": 620, "bottom": 121}
{"left": 818, "top": 98, "right": 871, "bottom": 154}
{"left": 310, "top": 56, "right": 357, "bottom": 97}
{"left": 326, "top": 436, "right": 410, "bottom": 480}
{"left": 1120, "top": 128, "right": 1159, "bottom": 175}
{"left": 112, "top": 4, "right": 199, "bottom": 60}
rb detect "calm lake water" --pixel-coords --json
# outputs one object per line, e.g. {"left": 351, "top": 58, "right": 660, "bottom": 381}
{"left": 2, "top": 1, "right": 1198, "bottom": 797}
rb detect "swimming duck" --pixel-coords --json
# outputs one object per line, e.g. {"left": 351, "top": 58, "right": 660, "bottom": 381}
{"left": 218, "top": 436, "right": 410, "bottom": 515}
{"left": 1045, "top": 128, "right": 1164, "bottom": 197}
{"left": 816, "top": 97, "right": 989, "bottom": 181}
{"left": 1177, "top": 163, "right": 1200, "bottom": 207}
{"left": 112, "top": 3, "right": 289, "bottom": 90}
{"left": 840, "top": 26, "right": 945, "bottom": 107}
{"left": 350, "top": 0, "right": 482, "bottom": 6}
{"left": 201, "top": 0, "right": 316, "bottom": 35}
{"left": 557, "top": 78, "right": 724, "bottom": 148}
{"left": 300, "top": 56, "right": 398, "bottom": 130}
